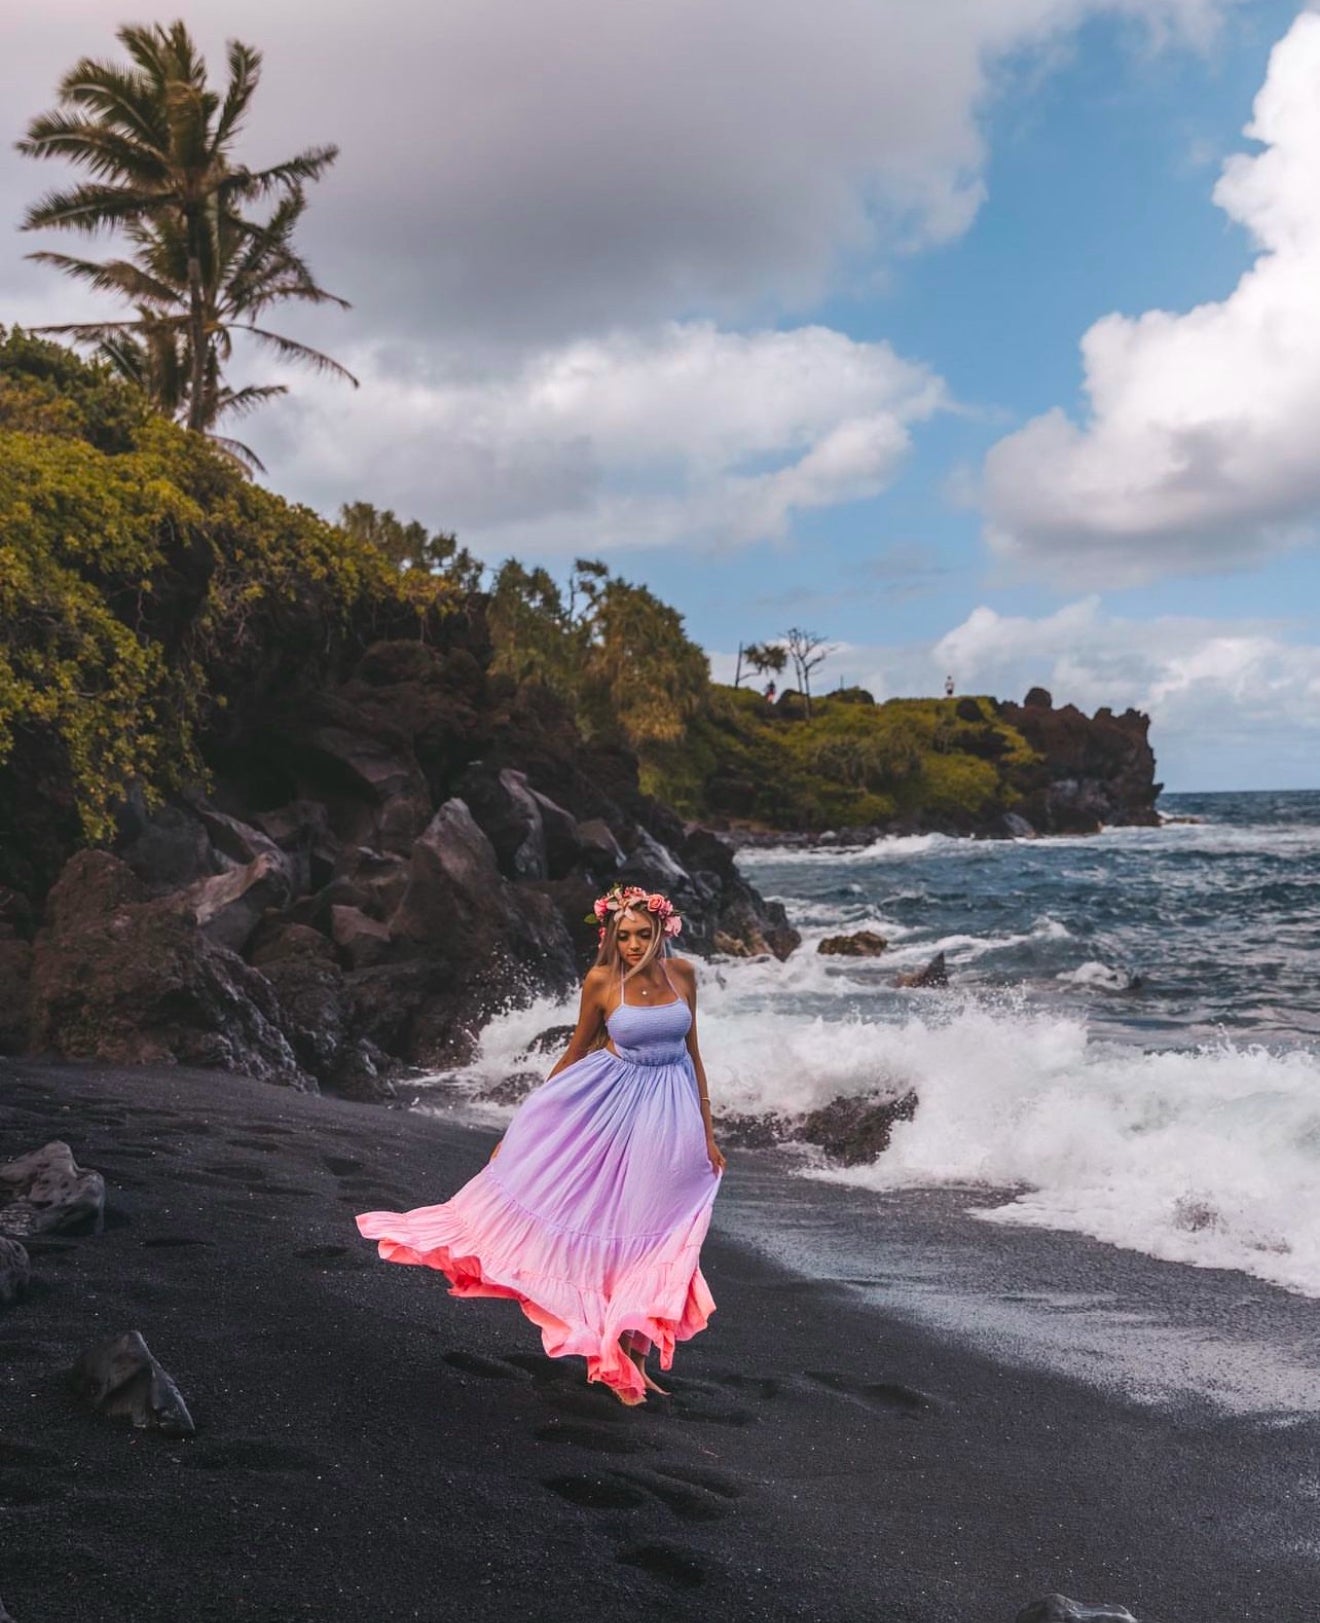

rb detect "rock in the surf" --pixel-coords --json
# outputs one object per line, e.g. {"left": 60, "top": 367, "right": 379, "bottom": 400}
{"left": 0, "top": 1141, "right": 105, "bottom": 1238}
{"left": 523, "top": 1024, "right": 576, "bottom": 1057}
{"left": 1016, "top": 1596, "right": 1138, "bottom": 1623}
{"left": 0, "top": 1236, "right": 30, "bottom": 1304}
{"left": 895, "top": 951, "right": 948, "bottom": 988}
{"left": 796, "top": 1091, "right": 918, "bottom": 1166}
{"left": 817, "top": 930, "right": 889, "bottom": 957}
{"left": 68, "top": 1330, "right": 196, "bottom": 1437}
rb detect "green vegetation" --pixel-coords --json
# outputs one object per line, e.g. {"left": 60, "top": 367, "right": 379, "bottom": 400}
{"left": 0, "top": 327, "right": 421, "bottom": 846}
{"left": 17, "top": 20, "right": 352, "bottom": 465}
{"left": 0, "top": 326, "right": 1039, "bottom": 878}
{"left": 487, "top": 556, "right": 709, "bottom": 752}
{"left": 645, "top": 685, "right": 1043, "bottom": 832}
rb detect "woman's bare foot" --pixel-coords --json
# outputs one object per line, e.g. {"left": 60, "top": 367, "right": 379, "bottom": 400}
{"left": 625, "top": 1343, "right": 669, "bottom": 1396}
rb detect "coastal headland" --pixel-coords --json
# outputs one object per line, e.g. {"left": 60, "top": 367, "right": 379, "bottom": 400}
{"left": 0, "top": 332, "right": 1157, "bottom": 1097}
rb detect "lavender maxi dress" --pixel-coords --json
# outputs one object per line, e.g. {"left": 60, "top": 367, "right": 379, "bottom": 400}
{"left": 355, "top": 963, "right": 722, "bottom": 1401}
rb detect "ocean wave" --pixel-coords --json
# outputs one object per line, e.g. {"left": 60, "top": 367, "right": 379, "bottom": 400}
{"left": 736, "top": 833, "right": 955, "bottom": 867}
{"left": 811, "top": 1002, "right": 1320, "bottom": 1297}
{"left": 417, "top": 917, "right": 1320, "bottom": 1297}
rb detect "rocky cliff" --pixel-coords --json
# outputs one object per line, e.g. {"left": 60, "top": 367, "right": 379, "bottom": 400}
{"left": 0, "top": 330, "right": 796, "bottom": 1097}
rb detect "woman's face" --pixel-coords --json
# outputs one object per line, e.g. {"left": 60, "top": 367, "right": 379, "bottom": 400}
{"left": 616, "top": 910, "right": 655, "bottom": 968}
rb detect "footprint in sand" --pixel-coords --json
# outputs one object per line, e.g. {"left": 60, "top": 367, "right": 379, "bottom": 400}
{"left": 442, "top": 1349, "right": 533, "bottom": 1382}
{"left": 140, "top": 1235, "right": 214, "bottom": 1249}
{"left": 616, "top": 1542, "right": 708, "bottom": 1590}
{"left": 543, "top": 1465, "right": 736, "bottom": 1522}
{"left": 0, "top": 1442, "right": 61, "bottom": 1470}
{"left": 533, "top": 1420, "right": 654, "bottom": 1455}
{"left": 803, "top": 1369, "right": 937, "bottom": 1414}
{"left": 321, "top": 1154, "right": 364, "bottom": 1177}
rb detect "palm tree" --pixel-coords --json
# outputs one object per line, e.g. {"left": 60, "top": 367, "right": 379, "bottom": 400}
{"left": 16, "top": 20, "right": 355, "bottom": 461}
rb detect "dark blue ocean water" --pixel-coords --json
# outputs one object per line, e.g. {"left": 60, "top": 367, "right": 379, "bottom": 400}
{"left": 738, "top": 790, "right": 1320, "bottom": 1047}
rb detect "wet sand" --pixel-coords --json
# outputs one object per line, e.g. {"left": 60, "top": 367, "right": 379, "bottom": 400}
{"left": 1, "top": 1057, "right": 1315, "bottom": 1622}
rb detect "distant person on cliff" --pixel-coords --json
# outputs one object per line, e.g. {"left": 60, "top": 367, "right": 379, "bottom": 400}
{"left": 356, "top": 885, "right": 724, "bottom": 1406}
{"left": 944, "top": 674, "right": 955, "bottom": 698}
{"left": 764, "top": 679, "right": 777, "bottom": 700}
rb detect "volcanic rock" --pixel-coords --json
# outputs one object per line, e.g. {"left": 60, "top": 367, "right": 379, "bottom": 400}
{"left": 68, "top": 1330, "right": 196, "bottom": 1437}
{"left": 795, "top": 1092, "right": 918, "bottom": 1166}
{"left": 331, "top": 904, "right": 392, "bottom": 970}
{"left": 575, "top": 818, "right": 625, "bottom": 873}
{"left": 895, "top": 951, "right": 948, "bottom": 989}
{"left": 182, "top": 851, "right": 291, "bottom": 955}
{"left": 115, "top": 799, "right": 219, "bottom": 893}
{"left": 529, "top": 787, "right": 583, "bottom": 880}
{"left": 0, "top": 1140, "right": 105, "bottom": 1238}
{"left": 456, "top": 764, "right": 548, "bottom": 881}
{"left": 817, "top": 930, "right": 889, "bottom": 957}
{"left": 523, "top": 1024, "right": 576, "bottom": 1057}
{"left": 30, "top": 850, "right": 312, "bottom": 1089}
{"left": 0, "top": 936, "right": 32, "bottom": 1054}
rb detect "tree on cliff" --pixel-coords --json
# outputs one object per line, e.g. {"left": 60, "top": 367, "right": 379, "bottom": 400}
{"left": 487, "top": 557, "right": 707, "bottom": 749}
{"left": 783, "top": 627, "right": 830, "bottom": 717}
{"left": 17, "top": 20, "right": 354, "bottom": 464}
{"left": 339, "top": 502, "right": 484, "bottom": 591}
{"left": 739, "top": 641, "right": 788, "bottom": 689}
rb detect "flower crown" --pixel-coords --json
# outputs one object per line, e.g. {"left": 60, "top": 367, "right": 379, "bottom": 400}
{"left": 587, "top": 883, "right": 682, "bottom": 942}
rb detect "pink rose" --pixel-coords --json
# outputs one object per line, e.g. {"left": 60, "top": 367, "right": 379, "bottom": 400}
{"left": 646, "top": 892, "right": 667, "bottom": 913}
{"left": 663, "top": 913, "right": 682, "bottom": 937}
{"left": 593, "top": 898, "right": 609, "bottom": 920}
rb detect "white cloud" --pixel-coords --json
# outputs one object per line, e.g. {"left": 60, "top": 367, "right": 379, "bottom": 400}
{"left": 1, "top": 0, "right": 1233, "bottom": 349}
{"left": 257, "top": 321, "right": 946, "bottom": 552}
{"left": 983, "top": 9, "right": 1320, "bottom": 585}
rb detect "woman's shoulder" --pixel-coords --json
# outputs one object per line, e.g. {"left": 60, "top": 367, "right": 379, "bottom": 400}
{"left": 666, "top": 955, "right": 697, "bottom": 985}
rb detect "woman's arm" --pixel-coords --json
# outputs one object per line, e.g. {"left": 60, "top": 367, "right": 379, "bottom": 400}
{"left": 675, "top": 960, "right": 726, "bottom": 1174}
{"left": 489, "top": 969, "right": 608, "bottom": 1161}
{"left": 545, "top": 967, "right": 610, "bottom": 1079}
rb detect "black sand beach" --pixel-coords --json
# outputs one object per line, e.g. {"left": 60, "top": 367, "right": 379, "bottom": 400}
{"left": 2, "top": 1057, "right": 1315, "bottom": 1623}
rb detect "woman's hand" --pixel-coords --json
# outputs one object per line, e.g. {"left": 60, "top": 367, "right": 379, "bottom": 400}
{"left": 706, "top": 1134, "right": 726, "bottom": 1175}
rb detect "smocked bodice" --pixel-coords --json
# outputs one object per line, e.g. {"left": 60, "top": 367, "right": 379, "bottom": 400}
{"left": 605, "top": 994, "right": 692, "bottom": 1067}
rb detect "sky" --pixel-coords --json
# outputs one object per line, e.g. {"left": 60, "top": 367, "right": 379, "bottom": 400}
{"left": 3, "top": 0, "right": 1320, "bottom": 790}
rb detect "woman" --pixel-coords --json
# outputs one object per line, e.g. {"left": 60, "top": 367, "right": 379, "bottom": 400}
{"left": 355, "top": 883, "right": 726, "bottom": 1405}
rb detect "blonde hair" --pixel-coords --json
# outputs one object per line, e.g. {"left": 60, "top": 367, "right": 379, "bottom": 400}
{"left": 593, "top": 903, "right": 668, "bottom": 986}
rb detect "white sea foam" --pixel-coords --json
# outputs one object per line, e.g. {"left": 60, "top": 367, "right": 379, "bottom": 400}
{"left": 736, "top": 832, "right": 954, "bottom": 867}
{"left": 1057, "top": 960, "right": 1135, "bottom": 990}
{"left": 805, "top": 1001, "right": 1320, "bottom": 1298}
{"left": 454, "top": 967, "right": 1320, "bottom": 1295}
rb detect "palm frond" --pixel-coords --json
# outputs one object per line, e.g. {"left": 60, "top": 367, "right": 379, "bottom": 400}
{"left": 226, "top": 146, "right": 340, "bottom": 200}
{"left": 228, "top": 324, "right": 359, "bottom": 385}
{"left": 205, "top": 431, "right": 265, "bottom": 474}
{"left": 54, "top": 59, "right": 170, "bottom": 149}
{"left": 25, "top": 249, "right": 183, "bottom": 307}
{"left": 213, "top": 40, "right": 261, "bottom": 150}
{"left": 21, "top": 181, "right": 165, "bottom": 234}
{"left": 214, "top": 382, "right": 288, "bottom": 419}
{"left": 16, "top": 113, "right": 167, "bottom": 185}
